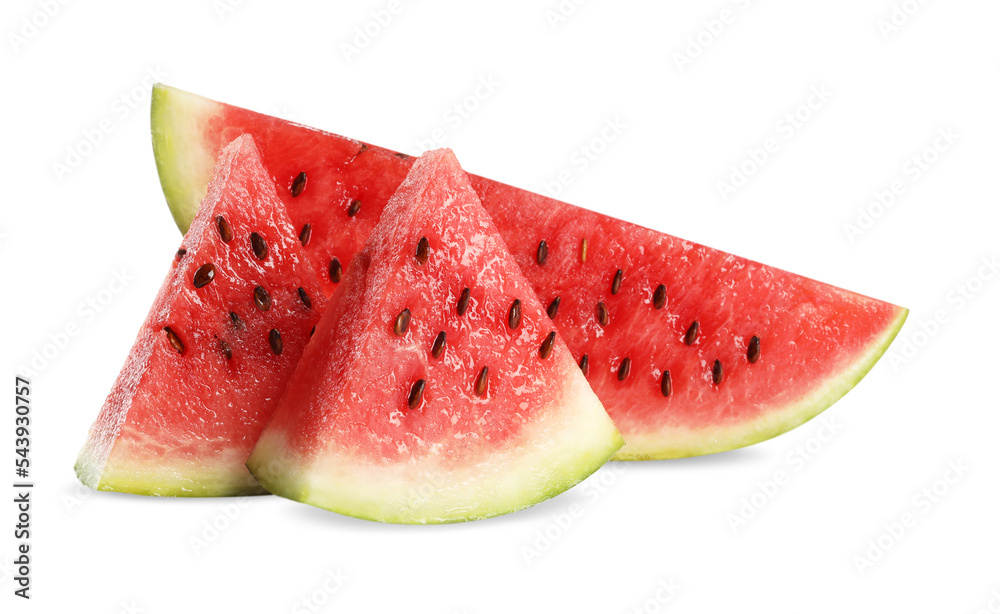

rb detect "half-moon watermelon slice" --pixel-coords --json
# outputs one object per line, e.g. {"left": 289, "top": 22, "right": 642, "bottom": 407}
{"left": 152, "top": 85, "right": 907, "bottom": 460}
{"left": 247, "top": 148, "right": 622, "bottom": 523}
{"left": 76, "top": 135, "right": 327, "bottom": 495}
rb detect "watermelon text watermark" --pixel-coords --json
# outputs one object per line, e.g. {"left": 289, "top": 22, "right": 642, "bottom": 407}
{"left": 291, "top": 566, "right": 350, "bottom": 614}
{"left": 852, "top": 458, "right": 969, "bottom": 576}
{"left": 213, "top": 0, "right": 249, "bottom": 20}
{"left": 339, "top": 0, "right": 410, "bottom": 63}
{"left": 395, "top": 466, "right": 449, "bottom": 516}
{"left": 268, "top": 103, "right": 299, "bottom": 122}
{"left": 51, "top": 65, "right": 167, "bottom": 182}
{"left": 61, "top": 481, "right": 95, "bottom": 516}
{"left": 672, "top": 0, "right": 755, "bottom": 72}
{"left": 726, "top": 414, "right": 842, "bottom": 534}
{"left": 886, "top": 255, "right": 999, "bottom": 372}
{"left": 623, "top": 578, "right": 683, "bottom": 614}
{"left": 7, "top": 0, "right": 71, "bottom": 55}
{"left": 188, "top": 496, "right": 257, "bottom": 557}
{"left": 12, "top": 377, "right": 33, "bottom": 600}
{"left": 540, "top": 116, "right": 627, "bottom": 199}
{"left": 17, "top": 268, "right": 134, "bottom": 379}
{"left": 842, "top": 126, "right": 959, "bottom": 243}
{"left": 716, "top": 85, "right": 833, "bottom": 202}
{"left": 544, "top": 0, "right": 591, "bottom": 31}
{"left": 118, "top": 601, "right": 145, "bottom": 614}
{"left": 521, "top": 463, "right": 627, "bottom": 566}
{"left": 414, "top": 74, "right": 501, "bottom": 153}
{"left": 876, "top": 0, "right": 933, "bottom": 41}
{"left": 969, "top": 588, "right": 1000, "bottom": 614}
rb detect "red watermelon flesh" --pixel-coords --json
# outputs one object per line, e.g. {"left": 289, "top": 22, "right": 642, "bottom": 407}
{"left": 152, "top": 85, "right": 907, "bottom": 460}
{"left": 247, "top": 149, "right": 622, "bottom": 523}
{"left": 76, "top": 135, "right": 327, "bottom": 495}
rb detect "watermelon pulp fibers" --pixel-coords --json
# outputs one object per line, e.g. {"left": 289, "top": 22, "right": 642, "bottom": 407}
{"left": 247, "top": 149, "right": 621, "bottom": 523}
{"left": 152, "top": 85, "right": 907, "bottom": 460}
{"left": 76, "top": 135, "right": 327, "bottom": 495}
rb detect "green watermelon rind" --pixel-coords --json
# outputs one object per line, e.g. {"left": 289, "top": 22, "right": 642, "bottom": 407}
{"left": 247, "top": 376, "right": 624, "bottom": 524}
{"left": 151, "top": 84, "right": 217, "bottom": 234}
{"left": 615, "top": 307, "right": 908, "bottom": 460}
{"left": 77, "top": 458, "right": 268, "bottom": 497}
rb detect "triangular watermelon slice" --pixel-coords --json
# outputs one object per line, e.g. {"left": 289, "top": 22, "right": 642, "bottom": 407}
{"left": 246, "top": 149, "right": 623, "bottom": 523}
{"left": 152, "top": 85, "right": 907, "bottom": 460}
{"left": 76, "top": 135, "right": 327, "bottom": 496}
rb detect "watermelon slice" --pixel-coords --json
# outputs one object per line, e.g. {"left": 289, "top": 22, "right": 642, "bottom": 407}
{"left": 152, "top": 85, "right": 907, "bottom": 460}
{"left": 246, "top": 149, "right": 622, "bottom": 523}
{"left": 76, "top": 135, "right": 327, "bottom": 496}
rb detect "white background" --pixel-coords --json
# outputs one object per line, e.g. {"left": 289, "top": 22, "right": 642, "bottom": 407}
{"left": 3, "top": 0, "right": 999, "bottom": 612}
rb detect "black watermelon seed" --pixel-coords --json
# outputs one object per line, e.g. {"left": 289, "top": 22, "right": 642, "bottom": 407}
{"left": 660, "top": 370, "right": 672, "bottom": 397}
{"left": 250, "top": 232, "right": 268, "bottom": 260}
{"left": 175, "top": 248, "right": 187, "bottom": 259}
{"left": 580, "top": 238, "right": 588, "bottom": 263}
{"left": 457, "top": 288, "right": 471, "bottom": 316}
{"left": 611, "top": 269, "right": 623, "bottom": 295}
{"left": 579, "top": 354, "right": 590, "bottom": 376}
{"left": 229, "top": 311, "right": 243, "bottom": 330}
{"left": 617, "top": 357, "right": 631, "bottom": 381}
{"left": 193, "top": 263, "right": 216, "bottom": 288}
{"left": 596, "top": 301, "right": 610, "bottom": 327}
{"left": 216, "top": 215, "right": 233, "bottom": 242}
{"left": 269, "top": 329, "right": 283, "bottom": 355}
{"left": 291, "top": 172, "right": 307, "bottom": 197}
{"left": 253, "top": 286, "right": 272, "bottom": 311}
{"left": 163, "top": 327, "right": 184, "bottom": 354}
{"left": 297, "top": 287, "right": 312, "bottom": 310}
{"left": 408, "top": 379, "right": 426, "bottom": 409}
{"left": 395, "top": 152, "right": 410, "bottom": 159}
{"left": 474, "top": 366, "right": 489, "bottom": 397}
{"left": 747, "top": 335, "right": 761, "bottom": 364}
{"left": 347, "top": 200, "right": 361, "bottom": 217}
{"left": 328, "top": 258, "right": 343, "bottom": 283}
{"left": 219, "top": 339, "right": 233, "bottom": 361}
{"left": 536, "top": 240, "right": 548, "bottom": 266}
{"left": 416, "top": 237, "right": 429, "bottom": 265}
{"left": 508, "top": 299, "right": 522, "bottom": 330}
{"left": 547, "top": 296, "right": 561, "bottom": 320}
{"left": 310, "top": 325, "right": 316, "bottom": 337}
{"left": 712, "top": 359, "right": 724, "bottom": 385}
{"left": 431, "top": 331, "right": 446, "bottom": 359}
{"left": 394, "top": 309, "right": 411, "bottom": 336}
{"left": 684, "top": 321, "right": 700, "bottom": 346}
{"left": 539, "top": 331, "right": 557, "bottom": 360}
{"left": 299, "top": 223, "right": 312, "bottom": 247}
{"left": 359, "top": 143, "right": 368, "bottom": 153}
{"left": 653, "top": 284, "right": 667, "bottom": 310}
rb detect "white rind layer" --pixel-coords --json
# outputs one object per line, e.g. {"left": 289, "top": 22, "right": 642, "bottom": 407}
{"left": 247, "top": 370, "right": 623, "bottom": 524}
{"left": 151, "top": 84, "right": 218, "bottom": 233}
